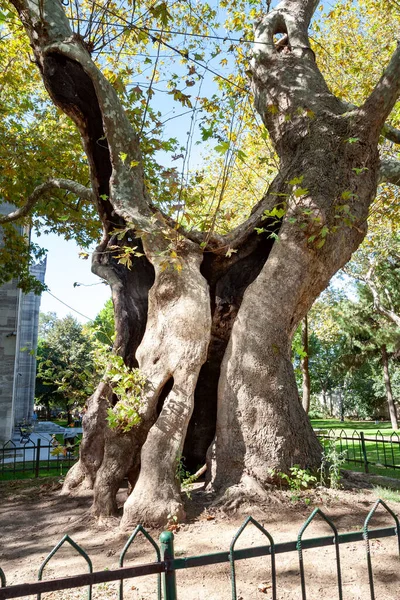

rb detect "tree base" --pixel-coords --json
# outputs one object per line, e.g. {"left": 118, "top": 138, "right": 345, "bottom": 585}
{"left": 211, "top": 474, "right": 273, "bottom": 513}
{"left": 62, "top": 461, "right": 94, "bottom": 495}
{"left": 120, "top": 487, "right": 185, "bottom": 528}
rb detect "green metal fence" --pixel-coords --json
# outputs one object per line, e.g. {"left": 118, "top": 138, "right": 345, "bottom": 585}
{"left": 316, "top": 429, "right": 400, "bottom": 474}
{"left": 2, "top": 430, "right": 399, "bottom": 480}
{"left": 0, "top": 499, "right": 398, "bottom": 599}
{"left": 0, "top": 438, "right": 78, "bottom": 478}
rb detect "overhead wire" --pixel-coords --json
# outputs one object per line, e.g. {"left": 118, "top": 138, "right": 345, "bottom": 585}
{"left": 45, "top": 290, "right": 96, "bottom": 321}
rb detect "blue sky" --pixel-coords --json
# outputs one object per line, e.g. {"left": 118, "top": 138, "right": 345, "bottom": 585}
{"left": 32, "top": 232, "right": 111, "bottom": 322}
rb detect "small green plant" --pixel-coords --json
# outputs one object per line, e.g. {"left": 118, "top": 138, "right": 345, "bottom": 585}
{"left": 166, "top": 513, "right": 180, "bottom": 532}
{"left": 176, "top": 455, "right": 197, "bottom": 499}
{"left": 277, "top": 465, "right": 317, "bottom": 491}
{"left": 269, "top": 465, "right": 317, "bottom": 502}
{"left": 319, "top": 440, "right": 347, "bottom": 489}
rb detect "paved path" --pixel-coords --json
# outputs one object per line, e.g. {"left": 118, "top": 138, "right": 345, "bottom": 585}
{"left": 1, "top": 423, "right": 82, "bottom": 464}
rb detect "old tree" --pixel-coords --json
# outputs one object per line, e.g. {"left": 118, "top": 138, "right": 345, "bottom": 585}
{"left": 4, "top": 0, "right": 400, "bottom": 525}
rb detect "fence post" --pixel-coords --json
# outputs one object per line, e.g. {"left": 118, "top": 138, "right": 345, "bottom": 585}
{"left": 160, "top": 531, "right": 177, "bottom": 600}
{"left": 35, "top": 439, "right": 41, "bottom": 478}
{"left": 360, "top": 432, "right": 369, "bottom": 473}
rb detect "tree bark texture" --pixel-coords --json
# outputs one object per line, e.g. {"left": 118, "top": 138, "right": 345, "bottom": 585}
{"left": 10, "top": 0, "right": 400, "bottom": 525}
{"left": 301, "top": 315, "right": 311, "bottom": 414}
{"left": 381, "top": 345, "right": 399, "bottom": 430}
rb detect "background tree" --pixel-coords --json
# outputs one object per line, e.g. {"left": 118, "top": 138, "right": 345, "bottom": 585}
{"left": 88, "top": 298, "right": 115, "bottom": 346}
{"left": 335, "top": 286, "right": 400, "bottom": 429}
{"left": 4, "top": 0, "right": 400, "bottom": 526}
{"left": 35, "top": 314, "right": 95, "bottom": 423}
{"left": 298, "top": 283, "right": 400, "bottom": 424}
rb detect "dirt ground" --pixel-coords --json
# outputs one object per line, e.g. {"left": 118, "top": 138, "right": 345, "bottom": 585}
{"left": 0, "top": 473, "right": 399, "bottom": 600}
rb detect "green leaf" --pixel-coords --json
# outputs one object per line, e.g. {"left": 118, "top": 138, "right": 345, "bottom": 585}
{"left": 320, "top": 226, "right": 329, "bottom": 238}
{"left": 341, "top": 190, "right": 354, "bottom": 201}
{"left": 293, "top": 187, "right": 309, "bottom": 198}
{"left": 289, "top": 176, "right": 304, "bottom": 186}
{"left": 215, "top": 141, "right": 230, "bottom": 154}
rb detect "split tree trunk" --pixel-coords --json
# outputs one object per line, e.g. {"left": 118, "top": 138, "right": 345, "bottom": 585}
{"left": 10, "top": 0, "right": 400, "bottom": 526}
{"left": 381, "top": 344, "right": 399, "bottom": 430}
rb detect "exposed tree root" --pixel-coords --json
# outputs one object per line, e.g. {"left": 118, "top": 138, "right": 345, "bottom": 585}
{"left": 212, "top": 474, "right": 273, "bottom": 513}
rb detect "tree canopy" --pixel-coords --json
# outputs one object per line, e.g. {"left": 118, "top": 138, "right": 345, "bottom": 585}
{"left": 1, "top": 0, "right": 400, "bottom": 277}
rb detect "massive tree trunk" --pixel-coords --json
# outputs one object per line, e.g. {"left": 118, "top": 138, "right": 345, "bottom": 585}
{"left": 10, "top": 0, "right": 400, "bottom": 525}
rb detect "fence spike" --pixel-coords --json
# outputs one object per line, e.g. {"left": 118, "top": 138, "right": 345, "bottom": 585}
{"left": 37, "top": 534, "right": 92, "bottom": 600}
{"left": 229, "top": 516, "right": 276, "bottom": 600}
{"left": 297, "top": 508, "right": 343, "bottom": 600}
{"left": 0, "top": 567, "right": 6, "bottom": 588}
{"left": 119, "top": 525, "right": 161, "bottom": 600}
{"left": 363, "top": 499, "right": 400, "bottom": 600}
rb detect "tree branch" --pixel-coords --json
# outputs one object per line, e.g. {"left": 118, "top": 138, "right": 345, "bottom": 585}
{"left": 10, "top": 0, "right": 152, "bottom": 231}
{"left": 339, "top": 100, "right": 400, "bottom": 145}
{"left": 365, "top": 265, "right": 400, "bottom": 329}
{"left": 382, "top": 123, "right": 400, "bottom": 144}
{"left": 360, "top": 42, "right": 400, "bottom": 131}
{"left": 0, "top": 179, "right": 94, "bottom": 224}
{"left": 379, "top": 158, "right": 400, "bottom": 186}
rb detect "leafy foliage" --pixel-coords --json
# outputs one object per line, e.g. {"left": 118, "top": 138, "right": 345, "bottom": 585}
{"left": 35, "top": 314, "right": 95, "bottom": 416}
{"left": 103, "top": 355, "right": 147, "bottom": 432}
{"left": 87, "top": 298, "right": 115, "bottom": 346}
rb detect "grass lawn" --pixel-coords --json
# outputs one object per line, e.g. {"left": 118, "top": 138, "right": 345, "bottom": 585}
{"left": 311, "top": 418, "right": 399, "bottom": 437}
{"left": 0, "top": 460, "right": 74, "bottom": 481}
{"left": 312, "top": 418, "right": 400, "bottom": 479}
{"left": 53, "top": 418, "right": 68, "bottom": 427}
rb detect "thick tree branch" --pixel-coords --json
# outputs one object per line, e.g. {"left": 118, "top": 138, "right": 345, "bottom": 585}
{"left": 10, "top": 0, "right": 152, "bottom": 232}
{"left": 360, "top": 42, "right": 400, "bottom": 132}
{"left": 339, "top": 100, "right": 400, "bottom": 145}
{"left": 379, "top": 158, "right": 400, "bottom": 185}
{"left": 382, "top": 123, "right": 400, "bottom": 144}
{"left": 365, "top": 265, "right": 400, "bottom": 329}
{"left": 0, "top": 179, "right": 94, "bottom": 224}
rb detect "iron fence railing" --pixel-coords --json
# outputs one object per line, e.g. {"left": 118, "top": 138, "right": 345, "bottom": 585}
{"left": 316, "top": 429, "right": 400, "bottom": 474}
{"left": 3, "top": 429, "right": 399, "bottom": 480}
{"left": 0, "top": 500, "right": 398, "bottom": 600}
{"left": 0, "top": 438, "right": 78, "bottom": 478}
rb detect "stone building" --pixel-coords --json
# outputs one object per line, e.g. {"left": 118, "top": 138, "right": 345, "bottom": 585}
{"left": 0, "top": 203, "right": 46, "bottom": 443}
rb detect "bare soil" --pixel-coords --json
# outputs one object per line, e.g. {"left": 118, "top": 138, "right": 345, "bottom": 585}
{"left": 0, "top": 474, "right": 399, "bottom": 599}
